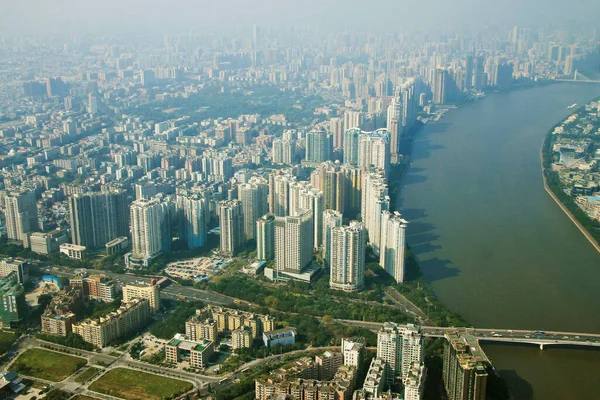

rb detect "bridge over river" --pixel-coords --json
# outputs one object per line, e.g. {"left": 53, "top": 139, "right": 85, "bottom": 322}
{"left": 337, "top": 320, "right": 600, "bottom": 350}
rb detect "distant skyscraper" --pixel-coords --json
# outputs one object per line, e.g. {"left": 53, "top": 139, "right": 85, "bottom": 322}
{"left": 256, "top": 213, "right": 275, "bottom": 261}
{"left": 88, "top": 94, "right": 98, "bottom": 114}
{"left": 434, "top": 67, "right": 448, "bottom": 104}
{"left": 380, "top": 211, "right": 408, "bottom": 283}
{"left": 343, "top": 128, "right": 361, "bottom": 165}
{"left": 310, "top": 161, "right": 346, "bottom": 214}
{"left": 361, "top": 170, "right": 390, "bottom": 254}
{"left": 238, "top": 177, "right": 269, "bottom": 240}
{"left": 329, "top": 221, "right": 366, "bottom": 292}
{"left": 274, "top": 210, "right": 313, "bottom": 274}
{"left": 330, "top": 117, "right": 344, "bottom": 149}
{"left": 269, "top": 173, "right": 296, "bottom": 217}
{"left": 322, "top": 209, "right": 343, "bottom": 267}
{"left": 272, "top": 138, "right": 296, "bottom": 165}
{"left": 69, "top": 191, "right": 129, "bottom": 249}
{"left": 298, "top": 186, "right": 324, "bottom": 248}
{"left": 219, "top": 200, "right": 245, "bottom": 256}
{"left": 305, "top": 129, "right": 332, "bottom": 164}
{"left": 4, "top": 190, "right": 38, "bottom": 245}
{"left": 129, "top": 197, "right": 171, "bottom": 266}
{"left": 358, "top": 129, "right": 390, "bottom": 173}
{"left": 177, "top": 194, "right": 207, "bottom": 249}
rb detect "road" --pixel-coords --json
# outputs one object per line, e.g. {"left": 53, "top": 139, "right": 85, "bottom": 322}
{"left": 39, "top": 265, "right": 235, "bottom": 306}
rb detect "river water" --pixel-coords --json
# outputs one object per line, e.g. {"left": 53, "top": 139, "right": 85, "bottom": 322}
{"left": 398, "top": 83, "right": 600, "bottom": 399}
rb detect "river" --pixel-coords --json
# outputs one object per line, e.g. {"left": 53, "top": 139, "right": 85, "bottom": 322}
{"left": 398, "top": 83, "right": 600, "bottom": 399}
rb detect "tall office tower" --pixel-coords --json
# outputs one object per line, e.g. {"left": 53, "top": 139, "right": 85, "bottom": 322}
{"left": 443, "top": 331, "right": 489, "bottom": 400}
{"left": 387, "top": 94, "right": 402, "bottom": 164}
{"left": 380, "top": 211, "right": 409, "bottom": 283}
{"left": 252, "top": 24, "right": 261, "bottom": 51}
{"left": 434, "top": 67, "right": 448, "bottom": 104}
{"left": 256, "top": 213, "right": 275, "bottom": 261}
{"left": 358, "top": 129, "right": 391, "bottom": 173}
{"left": 298, "top": 186, "right": 324, "bottom": 248}
{"left": 69, "top": 191, "right": 129, "bottom": 249}
{"left": 238, "top": 177, "right": 269, "bottom": 241}
{"left": 269, "top": 173, "right": 296, "bottom": 217}
{"left": 361, "top": 170, "right": 390, "bottom": 254}
{"left": 274, "top": 210, "right": 313, "bottom": 274}
{"left": 305, "top": 129, "right": 332, "bottom": 164}
{"left": 129, "top": 197, "right": 171, "bottom": 266}
{"left": 219, "top": 200, "right": 245, "bottom": 256}
{"left": 341, "top": 164, "right": 362, "bottom": 214}
{"left": 465, "top": 55, "right": 474, "bottom": 90}
{"left": 4, "top": 190, "right": 38, "bottom": 244}
{"left": 322, "top": 209, "right": 343, "bottom": 267}
{"left": 88, "top": 93, "right": 98, "bottom": 114}
{"left": 176, "top": 194, "right": 207, "bottom": 249}
{"left": 272, "top": 138, "right": 296, "bottom": 165}
{"left": 472, "top": 55, "right": 486, "bottom": 91}
{"left": 329, "top": 221, "right": 366, "bottom": 292}
{"left": 330, "top": 117, "right": 344, "bottom": 148}
{"left": 343, "top": 110, "right": 364, "bottom": 131}
{"left": 343, "top": 128, "right": 361, "bottom": 165}
{"left": 399, "top": 78, "right": 418, "bottom": 135}
{"left": 310, "top": 161, "right": 346, "bottom": 214}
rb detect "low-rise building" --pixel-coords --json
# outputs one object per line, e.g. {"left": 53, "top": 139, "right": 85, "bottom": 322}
{"left": 165, "top": 334, "right": 214, "bottom": 368}
{"left": 189, "top": 305, "right": 275, "bottom": 341}
{"left": 232, "top": 327, "right": 253, "bottom": 350}
{"left": 122, "top": 280, "right": 160, "bottom": 312}
{"left": 342, "top": 337, "right": 365, "bottom": 368}
{"left": 69, "top": 274, "right": 116, "bottom": 302}
{"left": 0, "top": 258, "right": 28, "bottom": 284}
{"left": 40, "top": 289, "right": 83, "bottom": 336}
{"left": 105, "top": 236, "right": 129, "bottom": 255}
{"left": 72, "top": 299, "right": 150, "bottom": 347}
{"left": 263, "top": 326, "right": 296, "bottom": 348}
{"left": 185, "top": 317, "right": 218, "bottom": 342}
{"left": 60, "top": 243, "right": 87, "bottom": 260}
{"left": 0, "top": 273, "right": 26, "bottom": 328}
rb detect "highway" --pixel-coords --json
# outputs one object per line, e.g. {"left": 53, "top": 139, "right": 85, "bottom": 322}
{"left": 39, "top": 265, "right": 235, "bottom": 306}
{"left": 336, "top": 320, "right": 600, "bottom": 349}
{"left": 39, "top": 266, "right": 600, "bottom": 350}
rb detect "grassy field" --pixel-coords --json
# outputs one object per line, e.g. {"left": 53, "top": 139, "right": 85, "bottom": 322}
{"left": 89, "top": 368, "right": 192, "bottom": 400}
{"left": 12, "top": 348, "right": 86, "bottom": 382}
{"left": 0, "top": 331, "right": 16, "bottom": 354}
{"left": 74, "top": 366, "right": 102, "bottom": 383}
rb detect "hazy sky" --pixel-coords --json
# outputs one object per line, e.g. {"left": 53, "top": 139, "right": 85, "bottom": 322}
{"left": 0, "top": 0, "right": 597, "bottom": 36}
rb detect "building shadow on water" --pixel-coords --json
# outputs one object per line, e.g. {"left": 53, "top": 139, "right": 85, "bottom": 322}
{"left": 415, "top": 257, "right": 459, "bottom": 282}
{"left": 496, "top": 370, "right": 534, "bottom": 400}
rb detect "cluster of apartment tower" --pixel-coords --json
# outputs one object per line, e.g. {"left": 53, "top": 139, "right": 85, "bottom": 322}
{"left": 165, "top": 305, "right": 279, "bottom": 369}
{"left": 256, "top": 323, "right": 491, "bottom": 400}
{"left": 40, "top": 275, "right": 160, "bottom": 348}
{"left": 0, "top": 117, "right": 410, "bottom": 291}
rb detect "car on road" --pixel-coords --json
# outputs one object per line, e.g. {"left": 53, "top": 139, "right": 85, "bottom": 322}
{"left": 562, "top": 336, "right": 569, "bottom": 340}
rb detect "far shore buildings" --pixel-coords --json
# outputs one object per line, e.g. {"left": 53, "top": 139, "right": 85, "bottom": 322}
{"left": 122, "top": 280, "right": 160, "bottom": 312}
{"left": 69, "top": 274, "right": 116, "bottom": 302}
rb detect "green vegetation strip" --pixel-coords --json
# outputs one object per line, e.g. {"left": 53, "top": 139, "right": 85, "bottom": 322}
{"left": 89, "top": 368, "right": 192, "bottom": 400}
{"left": 12, "top": 348, "right": 86, "bottom": 382}
{"left": 74, "top": 366, "right": 102, "bottom": 384}
{"left": 0, "top": 330, "right": 17, "bottom": 354}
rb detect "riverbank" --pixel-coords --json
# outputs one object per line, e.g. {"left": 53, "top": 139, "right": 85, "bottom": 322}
{"left": 540, "top": 149, "right": 600, "bottom": 254}
{"left": 539, "top": 99, "right": 600, "bottom": 254}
